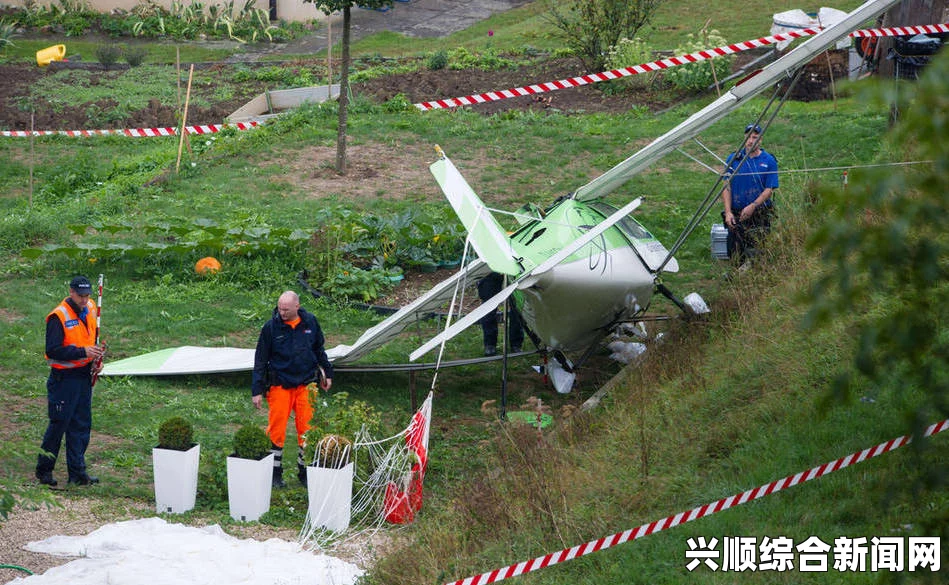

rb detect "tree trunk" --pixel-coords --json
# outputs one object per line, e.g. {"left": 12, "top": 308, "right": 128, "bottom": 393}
{"left": 335, "top": 6, "right": 351, "bottom": 175}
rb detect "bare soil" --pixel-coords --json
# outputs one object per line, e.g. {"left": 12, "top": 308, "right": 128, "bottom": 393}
{"left": 0, "top": 56, "right": 665, "bottom": 133}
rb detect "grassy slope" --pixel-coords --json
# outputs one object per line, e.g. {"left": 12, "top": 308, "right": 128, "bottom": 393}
{"left": 0, "top": 1, "right": 946, "bottom": 583}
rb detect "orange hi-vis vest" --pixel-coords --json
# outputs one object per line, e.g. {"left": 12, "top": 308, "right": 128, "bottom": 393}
{"left": 46, "top": 298, "right": 98, "bottom": 370}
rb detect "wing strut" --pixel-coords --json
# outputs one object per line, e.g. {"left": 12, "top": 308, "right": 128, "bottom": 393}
{"left": 570, "top": 0, "right": 899, "bottom": 203}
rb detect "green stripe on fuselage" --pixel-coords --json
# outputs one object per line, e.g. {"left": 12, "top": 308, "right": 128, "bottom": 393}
{"left": 510, "top": 199, "right": 652, "bottom": 268}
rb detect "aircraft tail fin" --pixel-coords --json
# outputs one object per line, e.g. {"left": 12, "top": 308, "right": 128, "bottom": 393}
{"left": 430, "top": 147, "right": 524, "bottom": 276}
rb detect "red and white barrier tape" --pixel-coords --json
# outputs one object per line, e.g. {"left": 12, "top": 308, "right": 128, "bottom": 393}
{"left": 2, "top": 23, "right": 946, "bottom": 136}
{"left": 446, "top": 419, "right": 949, "bottom": 585}
{"left": 416, "top": 23, "right": 949, "bottom": 111}
{"left": 850, "top": 23, "right": 949, "bottom": 37}
{"left": 0, "top": 121, "right": 259, "bottom": 138}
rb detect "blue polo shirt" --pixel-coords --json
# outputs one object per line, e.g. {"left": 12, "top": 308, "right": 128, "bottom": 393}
{"left": 725, "top": 149, "right": 779, "bottom": 210}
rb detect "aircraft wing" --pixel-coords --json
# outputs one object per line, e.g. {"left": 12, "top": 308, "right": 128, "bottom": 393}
{"left": 101, "top": 259, "right": 493, "bottom": 375}
{"left": 430, "top": 148, "right": 526, "bottom": 276}
{"left": 571, "top": 0, "right": 899, "bottom": 202}
{"left": 101, "top": 346, "right": 255, "bottom": 376}
{"left": 330, "top": 257, "right": 492, "bottom": 364}
{"left": 409, "top": 278, "right": 520, "bottom": 362}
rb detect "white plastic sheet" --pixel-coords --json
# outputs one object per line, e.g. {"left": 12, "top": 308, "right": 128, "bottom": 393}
{"left": 15, "top": 517, "right": 363, "bottom": 585}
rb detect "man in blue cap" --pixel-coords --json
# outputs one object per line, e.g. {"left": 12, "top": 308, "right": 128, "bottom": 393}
{"left": 721, "top": 123, "right": 779, "bottom": 266}
{"left": 36, "top": 275, "right": 105, "bottom": 487}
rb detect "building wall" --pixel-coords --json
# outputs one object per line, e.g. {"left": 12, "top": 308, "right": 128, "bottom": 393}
{"left": 10, "top": 0, "right": 328, "bottom": 23}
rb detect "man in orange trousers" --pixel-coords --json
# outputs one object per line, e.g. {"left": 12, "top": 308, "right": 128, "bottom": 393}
{"left": 252, "top": 291, "right": 333, "bottom": 488}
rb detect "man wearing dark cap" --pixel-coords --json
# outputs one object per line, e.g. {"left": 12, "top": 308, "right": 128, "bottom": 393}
{"left": 721, "top": 123, "right": 779, "bottom": 266}
{"left": 35, "top": 275, "right": 105, "bottom": 487}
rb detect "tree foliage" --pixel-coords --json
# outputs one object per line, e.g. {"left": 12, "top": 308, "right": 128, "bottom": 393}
{"left": 805, "top": 52, "right": 948, "bottom": 430}
{"left": 546, "top": 0, "right": 663, "bottom": 71}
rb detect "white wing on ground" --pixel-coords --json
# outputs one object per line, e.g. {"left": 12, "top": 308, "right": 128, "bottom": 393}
{"left": 100, "top": 259, "right": 492, "bottom": 376}
{"left": 101, "top": 346, "right": 256, "bottom": 376}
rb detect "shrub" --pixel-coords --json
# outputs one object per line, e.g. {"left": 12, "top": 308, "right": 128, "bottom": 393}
{"left": 426, "top": 50, "right": 448, "bottom": 70}
{"left": 124, "top": 46, "right": 148, "bottom": 67}
{"left": 664, "top": 30, "right": 733, "bottom": 93}
{"left": 157, "top": 416, "right": 194, "bottom": 451}
{"left": 311, "top": 434, "right": 352, "bottom": 468}
{"left": 232, "top": 425, "right": 271, "bottom": 460}
{"left": 95, "top": 44, "right": 122, "bottom": 69}
{"left": 546, "top": 0, "right": 662, "bottom": 71}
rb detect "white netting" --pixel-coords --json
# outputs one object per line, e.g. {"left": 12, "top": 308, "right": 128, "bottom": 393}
{"left": 299, "top": 392, "right": 432, "bottom": 552}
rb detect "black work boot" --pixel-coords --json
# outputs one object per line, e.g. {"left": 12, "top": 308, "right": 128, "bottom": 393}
{"left": 68, "top": 473, "right": 99, "bottom": 486}
{"left": 272, "top": 466, "right": 285, "bottom": 488}
{"left": 297, "top": 463, "right": 308, "bottom": 488}
{"left": 35, "top": 469, "right": 57, "bottom": 487}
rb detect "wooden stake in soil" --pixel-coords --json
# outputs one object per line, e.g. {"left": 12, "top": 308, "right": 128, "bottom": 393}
{"left": 175, "top": 64, "right": 194, "bottom": 174}
{"left": 176, "top": 47, "right": 181, "bottom": 110}
{"left": 29, "top": 111, "right": 34, "bottom": 208}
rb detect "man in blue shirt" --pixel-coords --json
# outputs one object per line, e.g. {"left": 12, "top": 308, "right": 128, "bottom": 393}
{"left": 721, "top": 123, "right": 779, "bottom": 264}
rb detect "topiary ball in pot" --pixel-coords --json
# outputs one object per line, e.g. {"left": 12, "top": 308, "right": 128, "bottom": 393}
{"left": 157, "top": 416, "right": 194, "bottom": 451}
{"left": 232, "top": 425, "right": 271, "bottom": 460}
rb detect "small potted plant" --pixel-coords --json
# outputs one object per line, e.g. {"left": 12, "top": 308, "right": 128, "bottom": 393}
{"left": 226, "top": 425, "right": 275, "bottom": 522}
{"left": 152, "top": 416, "right": 200, "bottom": 514}
{"left": 304, "top": 433, "right": 354, "bottom": 533}
{"left": 302, "top": 390, "right": 381, "bottom": 533}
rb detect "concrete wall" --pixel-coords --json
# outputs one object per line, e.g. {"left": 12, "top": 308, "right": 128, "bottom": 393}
{"left": 10, "top": 0, "right": 328, "bottom": 23}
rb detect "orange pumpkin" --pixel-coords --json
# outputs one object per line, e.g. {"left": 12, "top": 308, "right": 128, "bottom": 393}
{"left": 195, "top": 256, "right": 221, "bottom": 275}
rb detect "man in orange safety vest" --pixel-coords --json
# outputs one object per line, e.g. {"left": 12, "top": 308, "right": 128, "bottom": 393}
{"left": 36, "top": 275, "right": 105, "bottom": 487}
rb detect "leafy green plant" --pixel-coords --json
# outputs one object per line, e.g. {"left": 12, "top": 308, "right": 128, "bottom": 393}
{"left": 320, "top": 262, "right": 394, "bottom": 302}
{"left": 0, "top": 17, "right": 20, "bottom": 51}
{"left": 606, "top": 35, "right": 657, "bottom": 90}
{"left": 302, "top": 391, "right": 381, "bottom": 465}
{"left": 157, "top": 416, "right": 194, "bottom": 451}
{"left": 21, "top": 217, "right": 311, "bottom": 262}
{"left": 232, "top": 424, "right": 271, "bottom": 460}
{"left": 446, "top": 47, "right": 516, "bottom": 71}
{"left": 664, "top": 30, "right": 733, "bottom": 92}
{"left": 383, "top": 93, "right": 414, "bottom": 113}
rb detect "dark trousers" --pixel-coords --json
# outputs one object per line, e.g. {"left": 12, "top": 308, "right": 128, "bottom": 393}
{"left": 724, "top": 206, "right": 773, "bottom": 262}
{"left": 477, "top": 273, "right": 524, "bottom": 349}
{"left": 37, "top": 370, "right": 92, "bottom": 479}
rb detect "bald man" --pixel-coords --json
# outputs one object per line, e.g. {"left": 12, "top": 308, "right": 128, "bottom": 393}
{"left": 252, "top": 291, "right": 333, "bottom": 488}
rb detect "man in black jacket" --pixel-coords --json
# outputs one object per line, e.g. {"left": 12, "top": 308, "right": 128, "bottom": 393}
{"left": 252, "top": 291, "right": 333, "bottom": 487}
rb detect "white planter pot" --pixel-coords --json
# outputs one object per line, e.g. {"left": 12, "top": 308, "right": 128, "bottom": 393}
{"left": 306, "top": 461, "right": 354, "bottom": 533}
{"left": 152, "top": 444, "right": 200, "bottom": 514}
{"left": 226, "top": 452, "right": 275, "bottom": 522}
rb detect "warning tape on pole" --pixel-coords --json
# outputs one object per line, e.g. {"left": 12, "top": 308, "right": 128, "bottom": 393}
{"left": 445, "top": 419, "right": 949, "bottom": 585}
{"left": 416, "top": 22, "right": 949, "bottom": 111}
{"left": 0, "top": 121, "right": 260, "bottom": 138}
